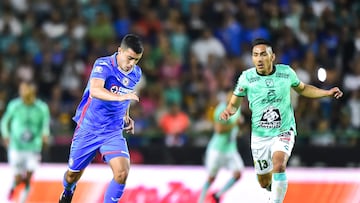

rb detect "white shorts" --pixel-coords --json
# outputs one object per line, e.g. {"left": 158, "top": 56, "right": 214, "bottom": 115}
{"left": 205, "top": 149, "right": 245, "bottom": 177}
{"left": 251, "top": 130, "right": 295, "bottom": 175}
{"left": 8, "top": 149, "right": 41, "bottom": 175}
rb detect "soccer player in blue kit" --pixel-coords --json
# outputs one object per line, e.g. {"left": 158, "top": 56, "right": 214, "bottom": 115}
{"left": 59, "top": 34, "right": 144, "bottom": 203}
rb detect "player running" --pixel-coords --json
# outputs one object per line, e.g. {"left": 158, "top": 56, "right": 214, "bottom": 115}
{"left": 1, "top": 81, "right": 50, "bottom": 203}
{"left": 220, "top": 38, "right": 343, "bottom": 203}
{"left": 59, "top": 34, "right": 143, "bottom": 203}
{"left": 198, "top": 92, "right": 245, "bottom": 203}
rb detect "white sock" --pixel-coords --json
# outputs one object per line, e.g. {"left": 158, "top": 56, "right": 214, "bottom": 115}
{"left": 271, "top": 172, "right": 288, "bottom": 203}
{"left": 19, "top": 187, "right": 30, "bottom": 203}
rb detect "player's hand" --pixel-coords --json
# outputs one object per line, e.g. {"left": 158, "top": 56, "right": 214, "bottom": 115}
{"left": 329, "top": 87, "right": 343, "bottom": 99}
{"left": 3, "top": 137, "right": 9, "bottom": 149}
{"left": 122, "top": 92, "right": 139, "bottom": 102}
{"left": 42, "top": 136, "right": 49, "bottom": 150}
{"left": 219, "top": 109, "right": 231, "bottom": 121}
{"left": 124, "top": 116, "right": 135, "bottom": 134}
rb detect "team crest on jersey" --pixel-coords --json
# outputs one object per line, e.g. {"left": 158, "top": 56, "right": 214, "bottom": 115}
{"left": 94, "top": 66, "right": 103, "bottom": 73}
{"left": 265, "top": 79, "right": 274, "bottom": 87}
{"left": 122, "top": 77, "right": 129, "bottom": 86}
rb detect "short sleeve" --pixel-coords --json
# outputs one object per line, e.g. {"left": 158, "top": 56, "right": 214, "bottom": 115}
{"left": 90, "top": 59, "right": 111, "bottom": 81}
{"left": 288, "top": 66, "right": 301, "bottom": 87}
{"left": 233, "top": 73, "right": 248, "bottom": 97}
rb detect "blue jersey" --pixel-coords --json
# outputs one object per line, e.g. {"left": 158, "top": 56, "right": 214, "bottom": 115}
{"left": 73, "top": 52, "right": 142, "bottom": 135}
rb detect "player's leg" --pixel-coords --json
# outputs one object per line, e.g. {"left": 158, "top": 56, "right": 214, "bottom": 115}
{"left": 18, "top": 151, "right": 41, "bottom": 203}
{"left": 100, "top": 136, "right": 130, "bottom": 203}
{"left": 198, "top": 149, "right": 221, "bottom": 203}
{"left": 269, "top": 151, "right": 289, "bottom": 203}
{"left": 252, "top": 136, "right": 274, "bottom": 190}
{"left": 7, "top": 149, "right": 25, "bottom": 200}
{"left": 212, "top": 151, "right": 244, "bottom": 201}
{"left": 18, "top": 170, "right": 33, "bottom": 203}
{"left": 60, "top": 127, "right": 98, "bottom": 203}
{"left": 269, "top": 131, "right": 295, "bottom": 203}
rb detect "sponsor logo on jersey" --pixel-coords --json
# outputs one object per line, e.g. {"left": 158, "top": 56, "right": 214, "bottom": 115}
{"left": 261, "top": 89, "right": 281, "bottom": 104}
{"left": 111, "top": 197, "right": 120, "bottom": 202}
{"left": 249, "top": 77, "right": 260, "bottom": 83}
{"left": 278, "top": 131, "right": 291, "bottom": 144}
{"left": 94, "top": 66, "right": 103, "bottom": 73}
{"left": 276, "top": 72, "right": 289, "bottom": 79}
{"left": 259, "top": 106, "right": 281, "bottom": 128}
{"left": 110, "top": 85, "right": 133, "bottom": 95}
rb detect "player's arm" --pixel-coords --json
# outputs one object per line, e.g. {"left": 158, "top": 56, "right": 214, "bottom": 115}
{"left": 292, "top": 81, "right": 343, "bottom": 99}
{"left": 40, "top": 102, "right": 51, "bottom": 149}
{"left": 1, "top": 102, "right": 14, "bottom": 148}
{"left": 90, "top": 78, "right": 139, "bottom": 102}
{"left": 220, "top": 94, "right": 243, "bottom": 121}
{"left": 123, "top": 107, "right": 135, "bottom": 134}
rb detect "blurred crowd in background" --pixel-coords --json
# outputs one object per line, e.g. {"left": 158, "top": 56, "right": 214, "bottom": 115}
{"left": 0, "top": 0, "right": 359, "bottom": 150}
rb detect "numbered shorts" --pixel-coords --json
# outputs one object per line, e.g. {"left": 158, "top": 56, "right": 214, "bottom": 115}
{"left": 8, "top": 149, "right": 41, "bottom": 174}
{"left": 205, "top": 149, "right": 245, "bottom": 177}
{"left": 251, "top": 131, "right": 295, "bottom": 175}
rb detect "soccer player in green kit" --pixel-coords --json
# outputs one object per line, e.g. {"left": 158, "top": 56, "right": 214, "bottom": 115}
{"left": 198, "top": 92, "right": 245, "bottom": 203}
{"left": 220, "top": 38, "right": 343, "bottom": 203}
{"left": 1, "top": 81, "right": 50, "bottom": 203}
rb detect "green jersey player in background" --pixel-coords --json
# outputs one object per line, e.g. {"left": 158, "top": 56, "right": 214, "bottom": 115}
{"left": 220, "top": 38, "right": 343, "bottom": 203}
{"left": 1, "top": 81, "right": 50, "bottom": 203}
{"left": 198, "top": 92, "right": 245, "bottom": 203}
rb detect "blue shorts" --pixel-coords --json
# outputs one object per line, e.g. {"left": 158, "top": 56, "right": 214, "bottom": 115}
{"left": 67, "top": 127, "right": 130, "bottom": 171}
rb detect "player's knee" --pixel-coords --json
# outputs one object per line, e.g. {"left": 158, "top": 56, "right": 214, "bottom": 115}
{"left": 14, "top": 175, "right": 22, "bottom": 185}
{"left": 66, "top": 170, "right": 82, "bottom": 183}
{"left": 208, "top": 176, "right": 216, "bottom": 183}
{"left": 233, "top": 171, "right": 242, "bottom": 180}
{"left": 272, "top": 162, "right": 286, "bottom": 173}
{"left": 113, "top": 169, "right": 129, "bottom": 184}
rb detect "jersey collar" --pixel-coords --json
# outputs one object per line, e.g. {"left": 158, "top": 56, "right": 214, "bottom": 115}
{"left": 256, "top": 65, "right": 276, "bottom": 76}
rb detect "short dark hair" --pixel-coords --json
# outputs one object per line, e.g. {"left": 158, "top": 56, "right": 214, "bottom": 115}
{"left": 251, "top": 38, "right": 272, "bottom": 49}
{"left": 120, "top": 34, "right": 144, "bottom": 54}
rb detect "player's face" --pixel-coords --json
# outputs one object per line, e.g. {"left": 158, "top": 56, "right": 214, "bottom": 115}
{"left": 117, "top": 47, "right": 143, "bottom": 72}
{"left": 19, "top": 83, "right": 36, "bottom": 105}
{"left": 252, "top": 44, "right": 275, "bottom": 75}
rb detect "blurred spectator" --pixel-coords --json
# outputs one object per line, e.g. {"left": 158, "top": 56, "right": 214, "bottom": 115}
{"left": 215, "top": 12, "right": 243, "bottom": 57}
{"left": 191, "top": 28, "right": 226, "bottom": 66}
{"left": 42, "top": 10, "right": 67, "bottom": 39}
{"left": 0, "top": 10, "right": 22, "bottom": 37}
{"left": 159, "top": 101, "right": 190, "bottom": 147}
{"left": 309, "top": 119, "right": 336, "bottom": 146}
{"left": 87, "top": 11, "right": 115, "bottom": 44}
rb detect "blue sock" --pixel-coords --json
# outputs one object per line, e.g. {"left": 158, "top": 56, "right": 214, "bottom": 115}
{"left": 198, "top": 181, "right": 211, "bottom": 203}
{"left": 215, "top": 177, "right": 237, "bottom": 197}
{"left": 62, "top": 173, "right": 76, "bottom": 196}
{"left": 104, "top": 179, "right": 125, "bottom": 203}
